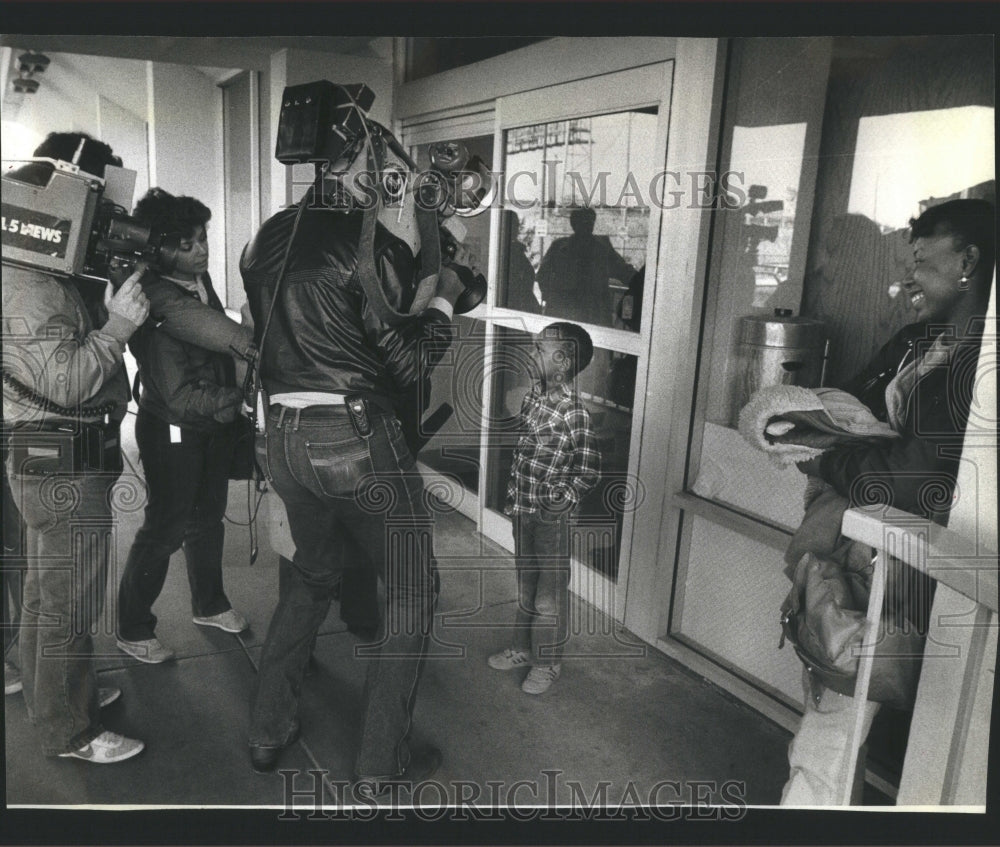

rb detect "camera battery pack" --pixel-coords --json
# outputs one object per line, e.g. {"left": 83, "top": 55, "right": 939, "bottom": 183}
{"left": 7, "top": 423, "right": 122, "bottom": 476}
{"left": 275, "top": 81, "right": 375, "bottom": 166}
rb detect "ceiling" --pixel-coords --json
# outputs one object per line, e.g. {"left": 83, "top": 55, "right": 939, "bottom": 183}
{"left": 0, "top": 35, "right": 384, "bottom": 75}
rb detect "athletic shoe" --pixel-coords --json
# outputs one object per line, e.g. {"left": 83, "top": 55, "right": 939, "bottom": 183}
{"left": 4, "top": 660, "right": 22, "bottom": 695}
{"left": 57, "top": 731, "right": 144, "bottom": 764}
{"left": 522, "top": 664, "right": 561, "bottom": 695}
{"left": 193, "top": 609, "right": 248, "bottom": 633}
{"left": 99, "top": 687, "right": 122, "bottom": 708}
{"left": 117, "top": 637, "right": 175, "bottom": 664}
{"left": 487, "top": 647, "right": 530, "bottom": 671}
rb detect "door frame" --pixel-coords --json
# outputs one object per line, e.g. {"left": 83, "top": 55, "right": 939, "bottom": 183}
{"left": 479, "top": 60, "right": 675, "bottom": 622}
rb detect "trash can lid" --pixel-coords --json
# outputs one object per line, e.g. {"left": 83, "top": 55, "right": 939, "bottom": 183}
{"left": 738, "top": 309, "right": 826, "bottom": 348}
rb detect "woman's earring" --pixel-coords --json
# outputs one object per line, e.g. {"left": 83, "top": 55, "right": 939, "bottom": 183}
{"left": 959, "top": 274, "right": 970, "bottom": 291}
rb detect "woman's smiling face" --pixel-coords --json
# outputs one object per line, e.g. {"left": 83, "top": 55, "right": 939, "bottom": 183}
{"left": 905, "top": 227, "right": 966, "bottom": 323}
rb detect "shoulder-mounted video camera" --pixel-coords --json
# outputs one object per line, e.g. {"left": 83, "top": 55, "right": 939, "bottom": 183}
{"left": 1, "top": 158, "right": 181, "bottom": 286}
{"left": 274, "top": 80, "right": 490, "bottom": 319}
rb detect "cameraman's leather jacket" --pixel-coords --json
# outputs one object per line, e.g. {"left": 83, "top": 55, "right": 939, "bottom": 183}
{"left": 240, "top": 205, "right": 453, "bottom": 408}
{"left": 130, "top": 270, "right": 251, "bottom": 430}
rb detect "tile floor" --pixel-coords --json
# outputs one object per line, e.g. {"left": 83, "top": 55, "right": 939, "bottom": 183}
{"left": 3, "top": 416, "right": 793, "bottom": 810}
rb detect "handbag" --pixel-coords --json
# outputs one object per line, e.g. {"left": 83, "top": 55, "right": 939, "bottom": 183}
{"left": 779, "top": 550, "right": 925, "bottom": 710}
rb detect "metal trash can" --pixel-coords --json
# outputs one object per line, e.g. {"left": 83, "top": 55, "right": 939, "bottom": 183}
{"left": 734, "top": 309, "right": 828, "bottom": 423}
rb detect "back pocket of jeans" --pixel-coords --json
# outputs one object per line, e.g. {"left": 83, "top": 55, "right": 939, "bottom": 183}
{"left": 304, "top": 439, "right": 373, "bottom": 498}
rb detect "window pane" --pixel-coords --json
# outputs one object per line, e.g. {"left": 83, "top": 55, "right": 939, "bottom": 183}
{"left": 807, "top": 105, "right": 995, "bottom": 386}
{"left": 410, "top": 134, "right": 494, "bottom": 494}
{"left": 485, "top": 326, "right": 636, "bottom": 581}
{"left": 499, "top": 110, "right": 656, "bottom": 331}
{"left": 416, "top": 315, "right": 485, "bottom": 493}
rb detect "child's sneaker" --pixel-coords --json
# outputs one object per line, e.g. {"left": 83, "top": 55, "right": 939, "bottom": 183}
{"left": 522, "top": 664, "right": 561, "bottom": 694}
{"left": 487, "top": 647, "right": 530, "bottom": 671}
{"left": 4, "top": 660, "right": 22, "bottom": 695}
{"left": 57, "top": 731, "right": 144, "bottom": 764}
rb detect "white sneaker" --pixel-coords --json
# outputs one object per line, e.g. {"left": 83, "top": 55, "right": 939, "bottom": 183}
{"left": 193, "top": 609, "right": 248, "bottom": 633}
{"left": 99, "top": 687, "right": 122, "bottom": 708}
{"left": 117, "top": 637, "right": 175, "bottom": 664}
{"left": 4, "top": 660, "right": 22, "bottom": 695}
{"left": 58, "top": 731, "right": 144, "bottom": 764}
{"left": 522, "top": 664, "right": 561, "bottom": 695}
{"left": 488, "top": 647, "right": 531, "bottom": 671}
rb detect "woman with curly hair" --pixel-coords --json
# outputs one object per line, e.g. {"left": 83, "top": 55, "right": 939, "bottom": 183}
{"left": 116, "top": 189, "right": 256, "bottom": 663}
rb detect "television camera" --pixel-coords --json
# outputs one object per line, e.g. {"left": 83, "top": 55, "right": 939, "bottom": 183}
{"left": 1, "top": 157, "right": 181, "bottom": 286}
{"left": 274, "top": 80, "right": 489, "bottom": 318}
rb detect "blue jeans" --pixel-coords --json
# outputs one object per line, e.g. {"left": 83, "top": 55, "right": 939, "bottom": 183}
{"left": 512, "top": 511, "right": 571, "bottom": 665}
{"left": 5, "top": 461, "right": 119, "bottom": 755}
{"left": 117, "top": 409, "right": 233, "bottom": 640}
{"left": 249, "top": 404, "right": 437, "bottom": 779}
{"left": 3, "top": 460, "right": 27, "bottom": 659}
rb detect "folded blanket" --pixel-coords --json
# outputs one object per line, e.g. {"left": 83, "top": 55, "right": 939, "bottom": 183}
{"left": 738, "top": 384, "right": 898, "bottom": 466}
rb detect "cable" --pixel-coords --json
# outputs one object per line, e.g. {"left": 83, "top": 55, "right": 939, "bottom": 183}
{"left": 223, "top": 478, "right": 267, "bottom": 528}
{"left": 2, "top": 369, "right": 118, "bottom": 418}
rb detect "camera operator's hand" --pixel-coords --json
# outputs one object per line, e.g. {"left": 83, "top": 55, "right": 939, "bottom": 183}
{"left": 434, "top": 265, "right": 466, "bottom": 306}
{"left": 107, "top": 271, "right": 151, "bottom": 330}
{"left": 240, "top": 301, "right": 255, "bottom": 330}
{"left": 452, "top": 243, "right": 477, "bottom": 273}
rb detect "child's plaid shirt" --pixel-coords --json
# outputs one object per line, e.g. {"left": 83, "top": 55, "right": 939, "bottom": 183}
{"left": 505, "top": 382, "right": 601, "bottom": 515}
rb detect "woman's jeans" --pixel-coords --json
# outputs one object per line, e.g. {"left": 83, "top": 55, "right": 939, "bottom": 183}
{"left": 512, "top": 511, "right": 571, "bottom": 666}
{"left": 117, "top": 409, "right": 233, "bottom": 641}
{"left": 5, "top": 461, "right": 119, "bottom": 755}
{"left": 249, "top": 404, "right": 437, "bottom": 780}
{"left": 3, "top": 460, "right": 27, "bottom": 662}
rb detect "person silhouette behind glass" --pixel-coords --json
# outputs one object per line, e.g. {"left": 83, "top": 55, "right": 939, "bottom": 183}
{"left": 502, "top": 210, "right": 541, "bottom": 313}
{"left": 536, "top": 207, "right": 633, "bottom": 326}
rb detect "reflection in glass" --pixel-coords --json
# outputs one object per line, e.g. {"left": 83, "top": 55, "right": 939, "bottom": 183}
{"left": 729, "top": 123, "right": 806, "bottom": 314}
{"left": 413, "top": 135, "right": 494, "bottom": 280}
{"left": 847, "top": 107, "right": 994, "bottom": 229}
{"left": 805, "top": 106, "right": 995, "bottom": 387}
{"left": 498, "top": 109, "right": 657, "bottom": 331}
{"left": 410, "top": 135, "right": 494, "bottom": 495}
{"left": 702, "top": 122, "right": 809, "bottom": 429}
{"left": 485, "top": 326, "right": 636, "bottom": 581}
{"left": 416, "top": 316, "right": 485, "bottom": 493}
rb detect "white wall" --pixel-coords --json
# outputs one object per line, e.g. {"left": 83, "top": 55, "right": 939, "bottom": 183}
{"left": 147, "top": 61, "right": 226, "bottom": 294}
{"left": 0, "top": 50, "right": 148, "bottom": 162}
{"left": 1, "top": 50, "right": 228, "bottom": 301}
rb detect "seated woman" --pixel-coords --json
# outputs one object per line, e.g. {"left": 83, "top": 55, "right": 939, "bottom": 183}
{"left": 116, "top": 189, "right": 256, "bottom": 663}
{"left": 781, "top": 198, "right": 995, "bottom": 804}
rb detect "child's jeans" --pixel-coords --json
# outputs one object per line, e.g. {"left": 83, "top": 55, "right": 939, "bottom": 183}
{"left": 512, "top": 511, "right": 571, "bottom": 665}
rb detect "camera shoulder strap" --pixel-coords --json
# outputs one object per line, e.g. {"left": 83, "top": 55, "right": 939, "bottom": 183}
{"left": 246, "top": 185, "right": 313, "bottom": 438}
{"left": 355, "top": 143, "right": 440, "bottom": 326}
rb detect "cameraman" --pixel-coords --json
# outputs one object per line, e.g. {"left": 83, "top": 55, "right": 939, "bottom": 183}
{"left": 241, "top": 129, "right": 464, "bottom": 794}
{"left": 2, "top": 132, "right": 148, "bottom": 763}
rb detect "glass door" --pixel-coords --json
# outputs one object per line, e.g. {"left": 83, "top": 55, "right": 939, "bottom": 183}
{"left": 407, "top": 133, "right": 494, "bottom": 522}
{"left": 480, "top": 63, "right": 674, "bottom": 620}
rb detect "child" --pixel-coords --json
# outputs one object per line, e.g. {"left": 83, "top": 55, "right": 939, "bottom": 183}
{"left": 488, "top": 322, "right": 601, "bottom": 694}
